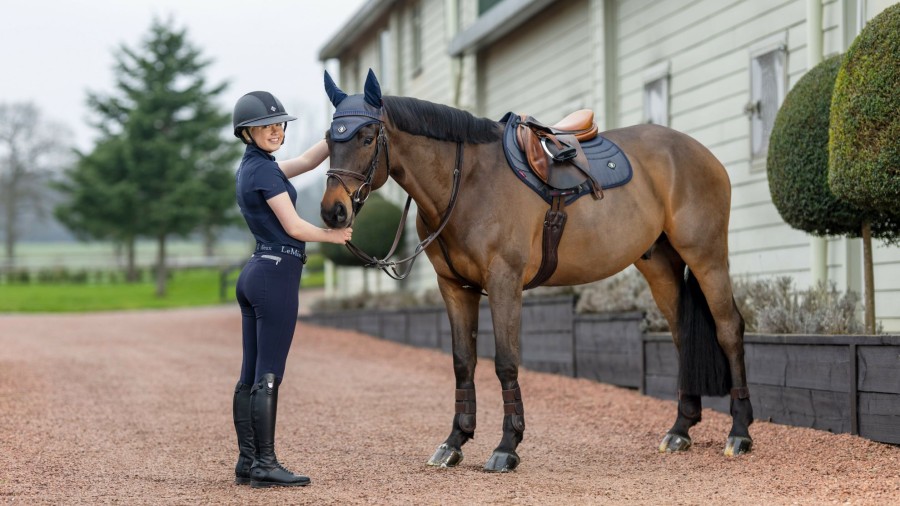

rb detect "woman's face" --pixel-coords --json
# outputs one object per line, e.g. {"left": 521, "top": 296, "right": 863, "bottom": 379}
{"left": 246, "top": 123, "right": 285, "bottom": 152}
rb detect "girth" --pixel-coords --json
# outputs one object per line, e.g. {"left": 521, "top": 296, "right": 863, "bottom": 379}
{"left": 428, "top": 193, "right": 569, "bottom": 293}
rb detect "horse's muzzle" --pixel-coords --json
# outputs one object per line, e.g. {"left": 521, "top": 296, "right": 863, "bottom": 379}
{"left": 321, "top": 201, "right": 350, "bottom": 229}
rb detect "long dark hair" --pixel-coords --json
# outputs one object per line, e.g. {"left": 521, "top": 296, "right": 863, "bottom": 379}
{"left": 382, "top": 96, "right": 501, "bottom": 144}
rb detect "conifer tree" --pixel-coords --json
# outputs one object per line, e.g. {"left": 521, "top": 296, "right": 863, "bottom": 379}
{"left": 59, "top": 18, "right": 240, "bottom": 294}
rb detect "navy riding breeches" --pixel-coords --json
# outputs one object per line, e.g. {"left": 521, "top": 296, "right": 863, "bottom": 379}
{"left": 235, "top": 252, "right": 304, "bottom": 385}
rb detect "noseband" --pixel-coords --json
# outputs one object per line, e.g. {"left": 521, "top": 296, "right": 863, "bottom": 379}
{"left": 325, "top": 123, "right": 465, "bottom": 281}
{"left": 326, "top": 126, "right": 389, "bottom": 215}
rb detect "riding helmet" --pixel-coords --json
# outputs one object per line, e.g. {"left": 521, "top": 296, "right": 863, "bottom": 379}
{"left": 233, "top": 91, "right": 297, "bottom": 143}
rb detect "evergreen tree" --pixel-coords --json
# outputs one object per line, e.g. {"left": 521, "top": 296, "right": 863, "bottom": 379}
{"left": 66, "top": 18, "right": 239, "bottom": 295}
{"left": 54, "top": 137, "right": 144, "bottom": 281}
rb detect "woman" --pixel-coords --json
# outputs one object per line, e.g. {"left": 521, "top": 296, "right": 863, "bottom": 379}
{"left": 231, "top": 91, "right": 351, "bottom": 488}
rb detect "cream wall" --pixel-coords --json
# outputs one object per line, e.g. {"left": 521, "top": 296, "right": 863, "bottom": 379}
{"left": 324, "top": 0, "right": 900, "bottom": 329}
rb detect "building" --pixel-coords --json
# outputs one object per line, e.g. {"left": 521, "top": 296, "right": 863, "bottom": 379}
{"left": 318, "top": 0, "right": 900, "bottom": 331}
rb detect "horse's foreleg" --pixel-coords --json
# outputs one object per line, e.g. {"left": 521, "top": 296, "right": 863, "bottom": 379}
{"left": 426, "top": 276, "right": 481, "bottom": 468}
{"left": 483, "top": 267, "right": 524, "bottom": 473}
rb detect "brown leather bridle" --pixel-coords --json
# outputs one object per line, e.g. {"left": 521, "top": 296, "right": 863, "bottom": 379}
{"left": 325, "top": 123, "right": 465, "bottom": 281}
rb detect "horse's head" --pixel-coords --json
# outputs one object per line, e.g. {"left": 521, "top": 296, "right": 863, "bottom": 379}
{"left": 320, "top": 69, "right": 391, "bottom": 229}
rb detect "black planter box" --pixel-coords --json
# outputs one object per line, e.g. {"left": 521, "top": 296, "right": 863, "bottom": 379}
{"left": 574, "top": 311, "right": 643, "bottom": 388}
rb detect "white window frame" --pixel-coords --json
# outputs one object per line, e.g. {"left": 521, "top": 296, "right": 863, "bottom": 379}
{"left": 747, "top": 33, "right": 788, "bottom": 170}
{"left": 642, "top": 61, "right": 671, "bottom": 127}
{"left": 378, "top": 29, "right": 393, "bottom": 93}
{"left": 411, "top": 2, "right": 423, "bottom": 77}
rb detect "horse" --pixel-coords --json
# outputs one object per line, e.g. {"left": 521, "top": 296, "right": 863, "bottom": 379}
{"left": 319, "top": 69, "right": 753, "bottom": 473}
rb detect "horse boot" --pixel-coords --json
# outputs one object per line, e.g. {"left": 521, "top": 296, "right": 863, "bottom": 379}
{"left": 232, "top": 382, "right": 255, "bottom": 485}
{"left": 249, "top": 373, "right": 310, "bottom": 488}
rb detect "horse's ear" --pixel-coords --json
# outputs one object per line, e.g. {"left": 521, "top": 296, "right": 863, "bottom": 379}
{"left": 363, "top": 68, "right": 382, "bottom": 108}
{"left": 324, "top": 70, "right": 347, "bottom": 107}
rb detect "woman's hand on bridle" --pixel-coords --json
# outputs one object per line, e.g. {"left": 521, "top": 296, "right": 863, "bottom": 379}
{"left": 325, "top": 227, "right": 353, "bottom": 244}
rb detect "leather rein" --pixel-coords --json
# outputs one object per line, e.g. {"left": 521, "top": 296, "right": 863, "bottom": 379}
{"left": 325, "top": 125, "right": 465, "bottom": 281}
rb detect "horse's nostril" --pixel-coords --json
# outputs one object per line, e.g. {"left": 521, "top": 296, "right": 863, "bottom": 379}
{"left": 335, "top": 202, "right": 347, "bottom": 222}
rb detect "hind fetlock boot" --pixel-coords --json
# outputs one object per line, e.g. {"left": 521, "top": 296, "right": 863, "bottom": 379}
{"left": 249, "top": 373, "right": 310, "bottom": 488}
{"left": 233, "top": 382, "right": 256, "bottom": 485}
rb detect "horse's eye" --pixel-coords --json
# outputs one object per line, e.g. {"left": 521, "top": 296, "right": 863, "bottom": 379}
{"left": 364, "top": 137, "right": 374, "bottom": 146}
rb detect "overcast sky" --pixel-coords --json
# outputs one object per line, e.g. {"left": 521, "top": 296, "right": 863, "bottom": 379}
{"left": 0, "top": 0, "right": 366, "bottom": 169}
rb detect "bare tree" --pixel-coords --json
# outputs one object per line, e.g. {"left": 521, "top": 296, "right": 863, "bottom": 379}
{"left": 0, "top": 102, "right": 71, "bottom": 269}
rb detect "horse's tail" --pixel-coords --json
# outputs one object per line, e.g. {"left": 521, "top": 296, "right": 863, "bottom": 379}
{"left": 677, "top": 268, "right": 732, "bottom": 397}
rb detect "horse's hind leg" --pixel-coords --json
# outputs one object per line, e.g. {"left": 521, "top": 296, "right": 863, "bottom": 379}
{"left": 671, "top": 228, "right": 753, "bottom": 456}
{"left": 687, "top": 261, "right": 753, "bottom": 455}
{"left": 635, "top": 239, "right": 702, "bottom": 452}
{"left": 426, "top": 276, "right": 481, "bottom": 468}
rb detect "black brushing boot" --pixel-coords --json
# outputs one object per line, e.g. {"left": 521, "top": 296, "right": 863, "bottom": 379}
{"left": 232, "top": 382, "right": 255, "bottom": 485}
{"left": 249, "top": 373, "right": 310, "bottom": 488}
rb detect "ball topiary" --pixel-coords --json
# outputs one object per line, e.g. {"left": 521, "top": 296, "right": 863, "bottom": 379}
{"left": 829, "top": 3, "right": 900, "bottom": 214}
{"left": 768, "top": 54, "right": 862, "bottom": 236}
{"left": 320, "top": 193, "right": 406, "bottom": 267}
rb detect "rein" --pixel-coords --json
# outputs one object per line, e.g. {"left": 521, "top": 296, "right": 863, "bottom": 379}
{"left": 327, "top": 126, "right": 465, "bottom": 281}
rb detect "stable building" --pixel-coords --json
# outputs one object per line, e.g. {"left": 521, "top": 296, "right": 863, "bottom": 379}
{"left": 318, "top": 0, "right": 900, "bottom": 331}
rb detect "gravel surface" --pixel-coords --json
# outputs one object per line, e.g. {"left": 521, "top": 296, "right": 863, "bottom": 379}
{"left": 1, "top": 306, "right": 898, "bottom": 505}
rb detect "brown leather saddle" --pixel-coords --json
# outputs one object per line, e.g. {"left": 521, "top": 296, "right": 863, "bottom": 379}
{"left": 515, "top": 109, "right": 604, "bottom": 200}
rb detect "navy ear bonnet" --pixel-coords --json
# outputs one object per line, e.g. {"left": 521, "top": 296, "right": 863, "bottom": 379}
{"left": 325, "top": 69, "right": 383, "bottom": 142}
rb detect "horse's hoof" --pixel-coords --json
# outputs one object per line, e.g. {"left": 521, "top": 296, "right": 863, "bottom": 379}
{"left": 658, "top": 432, "right": 692, "bottom": 453}
{"left": 426, "top": 443, "right": 463, "bottom": 467}
{"left": 483, "top": 450, "right": 520, "bottom": 472}
{"left": 724, "top": 436, "right": 752, "bottom": 456}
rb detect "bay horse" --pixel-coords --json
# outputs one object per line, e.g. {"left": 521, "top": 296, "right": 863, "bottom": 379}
{"left": 320, "top": 69, "right": 753, "bottom": 472}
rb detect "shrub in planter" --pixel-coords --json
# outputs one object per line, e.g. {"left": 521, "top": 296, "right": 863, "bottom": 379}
{"left": 733, "top": 276, "right": 871, "bottom": 334}
{"left": 574, "top": 269, "right": 668, "bottom": 331}
{"left": 321, "top": 193, "right": 406, "bottom": 267}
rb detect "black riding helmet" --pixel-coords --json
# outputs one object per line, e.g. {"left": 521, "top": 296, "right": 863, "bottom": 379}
{"left": 233, "top": 91, "right": 297, "bottom": 145}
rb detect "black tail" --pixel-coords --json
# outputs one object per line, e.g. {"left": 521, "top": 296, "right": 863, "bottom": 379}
{"left": 677, "top": 268, "right": 732, "bottom": 397}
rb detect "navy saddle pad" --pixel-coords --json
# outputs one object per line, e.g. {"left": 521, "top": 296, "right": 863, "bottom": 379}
{"left": 499, "top": 112, "right": 633, "bottom": 205}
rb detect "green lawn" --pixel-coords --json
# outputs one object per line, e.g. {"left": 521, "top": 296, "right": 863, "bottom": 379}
{"left": 0, "top": 264, "right": 325, "bottom": 313}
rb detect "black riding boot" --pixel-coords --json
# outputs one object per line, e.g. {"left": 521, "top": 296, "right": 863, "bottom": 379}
{"left": 249, "top": 373, "right": 310, "bottom": 488}
{"left": 233, "top": 382, "right": 255, "bottom": 485}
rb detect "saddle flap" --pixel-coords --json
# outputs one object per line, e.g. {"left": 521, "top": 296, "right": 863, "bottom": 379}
{"left": 517, "top": 119, "right": 550, "bottom": 183}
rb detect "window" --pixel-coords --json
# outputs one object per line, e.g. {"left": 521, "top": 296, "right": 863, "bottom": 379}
{"left": 642, "top": 62, "right": 670, "bottom": 126}
{"left": 479, "top": 0, "right": 503, "bottom": 15}
{"left": 747, "top": 36, "right": 787, "bottom": 164}
{"left": 412, "top": 3, "right": 423, "bottom": 76}
{"left": 378, "top": 29, "right": 392, "bottom": 92}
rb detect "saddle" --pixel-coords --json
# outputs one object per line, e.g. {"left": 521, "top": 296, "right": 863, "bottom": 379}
{"left": 490, "top": 111, "right": 633, "bottom": 291}
{"left": 515, "top": 110, "right": 604, "bottom": 199}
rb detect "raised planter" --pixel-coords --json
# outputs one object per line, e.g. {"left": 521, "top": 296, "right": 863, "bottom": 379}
{"left": 574, "top": 311, "right": 643, "bottom": 388}
{"left": 642, "top": 333, "right": 900, "bottom": 444}
{"left": 301, "top": 298, "right": 900, "bottom": 445}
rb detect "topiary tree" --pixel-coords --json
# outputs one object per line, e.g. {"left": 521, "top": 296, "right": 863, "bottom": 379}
{"left": 829, "top": 4, "right": 900, "bottom": 332}
{"left": 768, "top": 55, "right": 861, "bottom": 236}
{"left": 321, "top": 193, "right": 406, "bottom": 291}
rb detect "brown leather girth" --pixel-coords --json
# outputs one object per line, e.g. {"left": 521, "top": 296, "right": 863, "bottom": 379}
{"left": 523, "top": 195, "right": 568, "bottom": 290}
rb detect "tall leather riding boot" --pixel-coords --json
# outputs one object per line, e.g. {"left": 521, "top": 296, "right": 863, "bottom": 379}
{"left": 249, "top": 373, "right": 310, "bottom": 488}
{"left": 232, "top": 382, "right": 255, "bottom": 485}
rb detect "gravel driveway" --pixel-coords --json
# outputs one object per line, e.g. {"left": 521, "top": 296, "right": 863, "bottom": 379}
{"left": 1, "top": 306, "right": 897, "bottom": 505}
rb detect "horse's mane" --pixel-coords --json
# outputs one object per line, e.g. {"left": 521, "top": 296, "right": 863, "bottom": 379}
{"left": 382, "top": 96, "right": 501, "bottom": 144}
